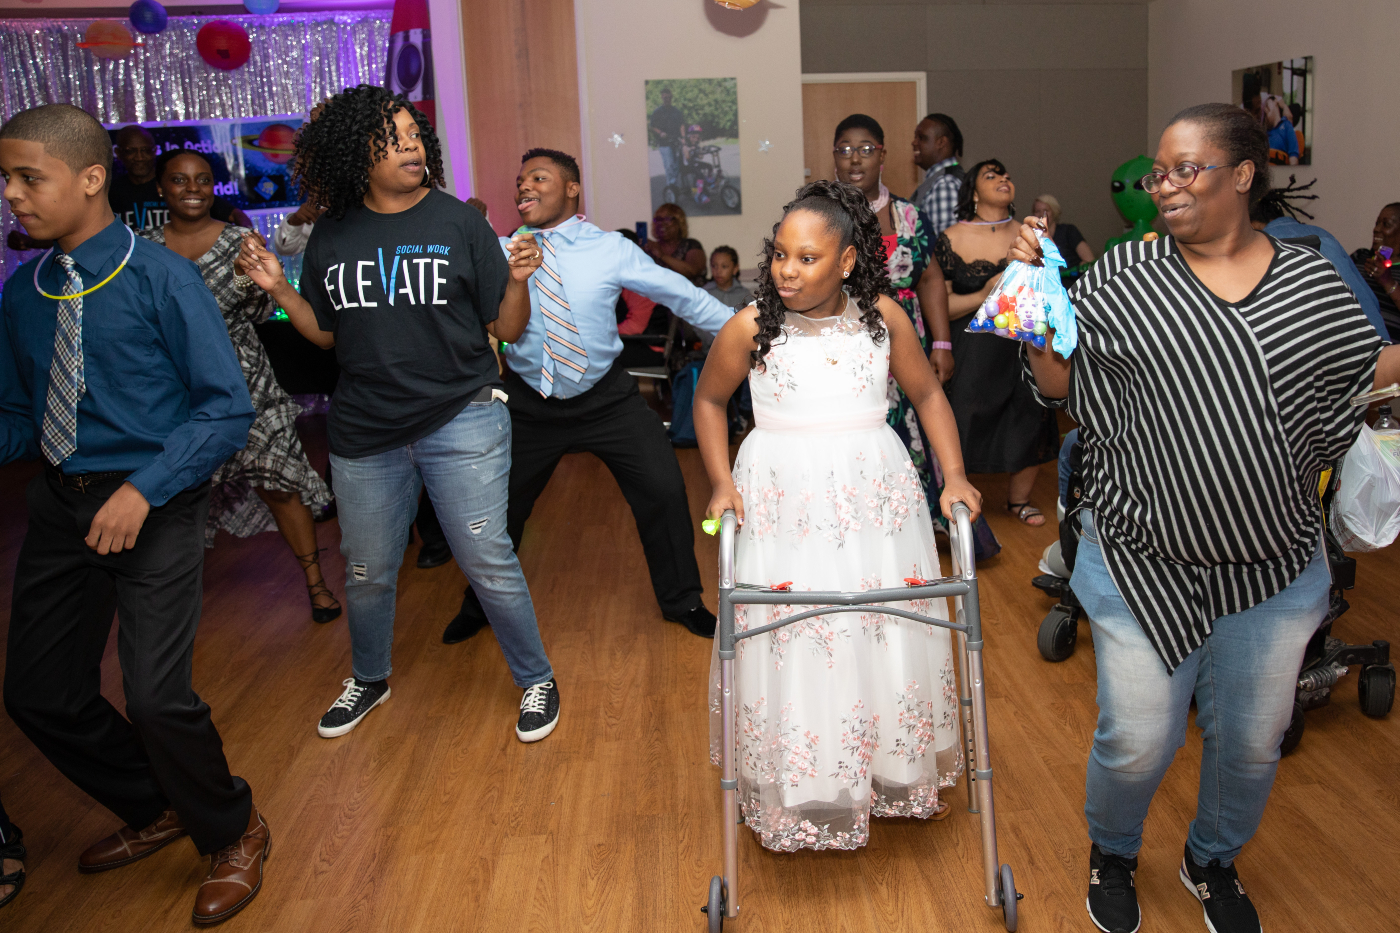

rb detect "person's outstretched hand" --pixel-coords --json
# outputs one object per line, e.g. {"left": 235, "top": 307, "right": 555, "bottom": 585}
{"left": 1008, "top": 215, "right": 1047, "bottom": 267}
{"left": 706, "top": 483, "right": 745, "bottom": 528}
{"left": 939, "top": 475, "right": 983, "bottom": 523}
{"left": 236, "top": 233, "right": 286, "bottom": 293}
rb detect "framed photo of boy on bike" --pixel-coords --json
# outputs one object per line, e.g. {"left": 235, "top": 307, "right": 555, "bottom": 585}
{"left": 646, "top": 77, "right": 743, "bottom": 216}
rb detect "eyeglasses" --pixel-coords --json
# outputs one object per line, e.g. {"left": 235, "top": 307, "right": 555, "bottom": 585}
{"left": 1140, "top": 162, "right": 1239, "bottom": 194}
{"left": 833, "top": 144, "right": 883, "bottom": 159}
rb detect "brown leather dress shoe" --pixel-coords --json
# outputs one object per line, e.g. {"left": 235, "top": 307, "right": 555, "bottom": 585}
{"left": 78, "top": 809, "right": 187, "bottom": 873}
{"left": 192, "top": 808, "right": 269, "bottom": 926}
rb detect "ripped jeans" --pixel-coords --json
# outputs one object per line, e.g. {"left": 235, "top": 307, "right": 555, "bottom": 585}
{"left": 330, "top": 399, "right": 553, "bottom": 686}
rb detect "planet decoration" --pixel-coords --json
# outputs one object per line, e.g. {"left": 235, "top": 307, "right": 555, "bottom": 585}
{"left": 128, "top": 0, "right": 168, "bottom": 35}
{"left": 243, "top": 0, "right": 280, "bottom": 13}
{"left": 713, "top": 0, "right": 762, "bottom": 8}
{"left": 239, "top": 123, "right": 297, "bottom": 165}
{"left": 77, "top": 20, "right": 135, "bottom": 60}
{"left": 196, "top": 20, "right": 251, "bottom": 71}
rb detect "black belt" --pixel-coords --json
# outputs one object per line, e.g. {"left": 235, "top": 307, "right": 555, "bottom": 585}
{"left": 45, "top": 464, "right": 131, "bottom": 494}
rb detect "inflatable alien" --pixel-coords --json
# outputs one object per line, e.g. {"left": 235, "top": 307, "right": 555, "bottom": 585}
{"left": 1104, "top": 154, "right": 1158, "bottom": 252}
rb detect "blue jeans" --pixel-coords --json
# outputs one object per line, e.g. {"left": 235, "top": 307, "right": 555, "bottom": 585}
{"left": 1071, "top": 510, "right": 1327, "bottom": 865}
{"left": 660, "top": 145, "right": 680, "bottom": 187}
{"left": 330, "top": 400, "right": 553, "bottom": 687}
{"left": 1057, "top": 427, "right": 1078, "bottom": 506}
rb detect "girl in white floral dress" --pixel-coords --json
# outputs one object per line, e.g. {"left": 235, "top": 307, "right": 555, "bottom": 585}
{"left": 694, "top": 180, "right": 983, "bottom": 853}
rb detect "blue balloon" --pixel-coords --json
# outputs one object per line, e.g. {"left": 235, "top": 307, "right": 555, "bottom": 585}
{"left": 243, "top": 0, "right": 279, "bottom": 13}
{"left": 128, "top": 0, "right": 167, "bottom": 34}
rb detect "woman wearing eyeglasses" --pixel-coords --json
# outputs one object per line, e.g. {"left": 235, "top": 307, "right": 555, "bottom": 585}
{"left": 1019, "top": 103, "right": 1400, "bottom": 933}
{"left": 937, "top": 158, "right": 1059, "bottom": 527}
{"left": 831, "top": 114, "right": 959, "bottom": 527}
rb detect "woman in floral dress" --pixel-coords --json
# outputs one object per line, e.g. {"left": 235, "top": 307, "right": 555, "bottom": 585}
{"left": 146, "top": 150, "right": 339, "bottom": 623}
{"left": 694, "top": 180, "right": 981, "bottom": 852}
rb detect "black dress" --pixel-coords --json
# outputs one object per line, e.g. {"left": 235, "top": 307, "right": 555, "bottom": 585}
{"left": 935, "top": 232, "right": 1059, "bottom": 475}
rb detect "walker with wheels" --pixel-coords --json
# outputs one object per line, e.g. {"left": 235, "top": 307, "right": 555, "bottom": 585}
{"left": 703, "top": 503, "right": 1021, "bottom": 931}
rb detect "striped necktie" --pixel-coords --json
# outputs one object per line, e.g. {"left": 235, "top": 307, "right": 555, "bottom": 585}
{"left": 534, "top": 231, "right": 588, "bottom": 395}
{"left": 40, "top": 253, "right": 85, "bottom": 465}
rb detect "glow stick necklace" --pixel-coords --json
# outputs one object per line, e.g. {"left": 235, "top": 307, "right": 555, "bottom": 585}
{"left": 32, "top": 226, "right": 137, "bottom": 300}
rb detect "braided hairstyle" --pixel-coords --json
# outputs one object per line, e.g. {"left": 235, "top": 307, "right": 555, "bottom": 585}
{"left": 1250, "top": 175, "right": 1319, "bottom": 224}
{"left": 750, "top": 179, "right": 890, "bottom": 370}
{"left": 291, "top": 84, "right": 443, "bottom": 220}
{"left": 1166, "top": 102, "right": 1270, "bottom": 209}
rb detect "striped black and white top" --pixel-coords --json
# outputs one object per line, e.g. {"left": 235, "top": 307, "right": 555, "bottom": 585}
{"left": 1025, "top": 235, "right": 1384, "bottom": 671}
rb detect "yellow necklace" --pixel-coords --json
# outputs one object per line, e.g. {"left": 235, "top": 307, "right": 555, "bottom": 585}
{"left": 32, "top": 226, "right": 136, "bottom": 300}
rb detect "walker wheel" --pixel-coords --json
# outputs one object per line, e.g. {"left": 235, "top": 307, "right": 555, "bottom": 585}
{"left": 998, "top": 863, "right": 1020, "bottom": 931}
{"left": 1037, "top": 609, "right": 1078, "bottom": 662}
{"left": 701, "top": 875, "right": 725, "bottom": 932}
{"left": 1358, "top": 664, "right": 1395, "bottom": 718}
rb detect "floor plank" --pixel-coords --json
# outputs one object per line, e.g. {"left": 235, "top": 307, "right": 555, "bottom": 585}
{"left": 1, "top": 417, "right": 1397, "bottom": 932}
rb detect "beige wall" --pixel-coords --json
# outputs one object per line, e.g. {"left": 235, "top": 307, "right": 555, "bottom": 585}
{"left": 1149, "top": 0, "right": 1397, "bottom": 252}
{"left": 572, "top": 0, "right": 805, "bottom": 266}
{"left": 801, "top": 0, "right": 1148, "bottom": 254}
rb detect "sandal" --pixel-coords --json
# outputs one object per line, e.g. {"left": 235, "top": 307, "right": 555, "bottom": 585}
{"left": 0, "top": 824, "right": 26, "bottom": 910}
{"left": 1007, "top": 502, "right": 1046, "bottom": 527}
{"left": 296, "top": 548, "right": 342, "bottom": 624}
{"left": 929, "top": 799, "right": 953, "bottom": 821}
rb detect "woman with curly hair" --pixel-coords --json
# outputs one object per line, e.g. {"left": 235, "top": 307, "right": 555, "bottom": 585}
{"left": 237, "top": 85, "right": 560, "bottom": 745}
{"left": 693, "top": 180, "right": 981, "bottom": 852}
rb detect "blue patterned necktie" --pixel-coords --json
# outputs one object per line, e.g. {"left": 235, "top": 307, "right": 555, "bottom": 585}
{"left": 534, "top": 231, "right": 588, "bottom": 395}
{"left": 40, "top": 253, "right": 85, "bottom": 465}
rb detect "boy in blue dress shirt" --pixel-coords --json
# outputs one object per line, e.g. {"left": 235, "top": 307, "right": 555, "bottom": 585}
{"left": 0, "top": 104, "right": 269, "bottom": 925}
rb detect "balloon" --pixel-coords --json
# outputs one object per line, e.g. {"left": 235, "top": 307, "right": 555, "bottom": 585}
{"left": 77, "top": 20, "right": 134, "bottom": 60}
{"left": 714, "top": 0, "right": 762, "bottom": 8}
{"left": 196, "top": 20, "right": 251, "bottom": 71}
{"left": 1104, "top": 154, "right": 1159, "bottom": 252}
{"left": 243, "top": 0, "right": 280, "bottom": 13}
{"left": 128, "top": 0, "right": 168, "bottom": 35}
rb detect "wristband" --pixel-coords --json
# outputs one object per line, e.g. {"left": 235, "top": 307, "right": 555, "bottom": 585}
{"left": 930, "top": 341, "right": 953, "bottom": 351}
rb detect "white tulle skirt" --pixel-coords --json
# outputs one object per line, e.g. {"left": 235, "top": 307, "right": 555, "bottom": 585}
{"left": 708, "top": 424, "right": 963, "bottom": 853}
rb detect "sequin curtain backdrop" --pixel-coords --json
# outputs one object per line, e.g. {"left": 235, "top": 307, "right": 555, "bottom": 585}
{"left": 0, "top": 12, "right": 389, "bottom": 285}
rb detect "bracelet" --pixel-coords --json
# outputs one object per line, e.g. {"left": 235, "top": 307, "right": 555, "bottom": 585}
{"left": 233, "top": 273, "right": 254, "bottom": 290}
{"left": 930, "top": 341, "right": 953, "bottom": 351}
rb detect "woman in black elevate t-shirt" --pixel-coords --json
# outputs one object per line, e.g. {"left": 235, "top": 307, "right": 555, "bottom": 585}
{"left": 1020, "top": 104, "right": 1400, "bottom": 933}
{"left": 239, "top": 85, "right": 563, "bottom": 746}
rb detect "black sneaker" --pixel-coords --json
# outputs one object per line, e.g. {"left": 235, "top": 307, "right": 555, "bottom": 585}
{"left": 317, "top": 678, "right": 390, "bottom": 738}
{"left": 442, "top": 588, "right": 489, "bottom": 644}
{"left": 516, "top": 680, "right": 560, "bottom": 743}
{"left": 1179, "top": 844, "right": 1261, "bottom": 933}
{"left": 1087, "top": 843, "right": 1141, "bottom": 933}
{"left": 663, "top": 604, "right": 717, "bottom": 638}
{"left": 416, "top": 540, "right": 453, "bottom": 569}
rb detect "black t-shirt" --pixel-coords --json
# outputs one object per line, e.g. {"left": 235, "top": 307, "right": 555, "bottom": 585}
{"left": 302, "top": 189, "right": 508, "bottom": 458}
{"left": 650, "top": 103, "right": 684, "bottom": 149}
{"left": 108, "top": 174, "right": 235, "bottom": 230}
{"left": 1052, "top": 223, "right": 1086, "bottom": 264}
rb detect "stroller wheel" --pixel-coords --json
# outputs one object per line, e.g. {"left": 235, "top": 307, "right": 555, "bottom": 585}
{"left": 1280, "top": 701, "right": 1305, "bottom": 755}
{"left": 701, "top": 875, "right": 725, "bottom": 932}
{"left": 1037, "top": 609, "right": 1077, "bottom": 662}
{"left": 1358, "top": 664, "right": 1396, "bottom": 718}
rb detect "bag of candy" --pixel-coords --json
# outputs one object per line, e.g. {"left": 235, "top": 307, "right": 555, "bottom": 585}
{"left": 965, "top": 230, "right": 1077, "bottom": 355}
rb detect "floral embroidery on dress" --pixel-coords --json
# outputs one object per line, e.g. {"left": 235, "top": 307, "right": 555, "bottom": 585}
{"left": 889, "top": 681, "right": 936, "bottom": 763}
{"left": 831, "top": 702, "right": 878, "bottom": 785}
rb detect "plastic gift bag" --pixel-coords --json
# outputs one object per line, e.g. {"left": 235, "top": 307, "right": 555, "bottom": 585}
{"left": 1330, "top": 425, "right": 1400, "bottom": 552}
{"left": 966, "top": 230, "right": 1078, "bottom": 355}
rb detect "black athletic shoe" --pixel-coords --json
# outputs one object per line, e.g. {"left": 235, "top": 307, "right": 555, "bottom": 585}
{"left": 516, "top": 680, "right": 560, "bottom": 743}
{"left": 416, "top": 540, "right": 453, "bottom": 569}
{"left": 1179, "top": 844, "right": 1261, "bottom": 933}
{"left": 317, "top": 678, "right": 390, "bottom": 738}
{"left": 1087, "top": 843, "right": 1141, "bottom": 933}
{"left": 663, "top": 604, "right": 717, "bottom": 638}
{"left": 442, "top": 589, "right": 489, "bottom": 644}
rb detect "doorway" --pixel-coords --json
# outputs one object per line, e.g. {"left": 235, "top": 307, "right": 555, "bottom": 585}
{"left": 801, "top": 72, "right": 927, "bottom": 199}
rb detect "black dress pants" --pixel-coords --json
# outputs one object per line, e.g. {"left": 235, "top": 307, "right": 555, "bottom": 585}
{"left": 3, "top": 472, "right": 251, "bottom": 855}
{"left": 458, "top": 360, "right": 703, "bottom": 622}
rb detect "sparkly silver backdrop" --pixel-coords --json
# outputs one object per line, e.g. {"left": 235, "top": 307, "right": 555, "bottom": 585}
{"left": 0, "top": 12, "right": 388, "bottom": 285}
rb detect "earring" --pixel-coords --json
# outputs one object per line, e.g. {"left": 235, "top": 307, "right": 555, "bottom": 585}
{"left": 842, "top": 271, "right": 850, "bottom": 278}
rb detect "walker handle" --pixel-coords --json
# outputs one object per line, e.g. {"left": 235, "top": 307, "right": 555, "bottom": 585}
{"left": 948, "top": 502, "right": 975, "bottom": 579}
{"left": 718, "top": 510, "right": 738, "bottom": 589}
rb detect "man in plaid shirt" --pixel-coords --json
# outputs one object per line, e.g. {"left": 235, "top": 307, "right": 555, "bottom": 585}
{"left": 911, "top": 113, "right": 965, "bottom": 234}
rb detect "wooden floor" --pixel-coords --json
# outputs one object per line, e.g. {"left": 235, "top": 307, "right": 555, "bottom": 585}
{"left": 1, "top": 416, "right": 1397, "bottom": 933}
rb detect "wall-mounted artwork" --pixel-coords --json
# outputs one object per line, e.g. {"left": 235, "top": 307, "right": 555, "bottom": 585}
{"left": 1232, "top": 57, "right": 1314, "bottom": 166}
{"left": 647, "top": 77, "right": 742, "bottom": 215}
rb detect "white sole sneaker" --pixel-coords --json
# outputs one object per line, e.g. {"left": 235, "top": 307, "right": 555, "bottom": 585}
{"left": 516, "top": 711, "right": 558, "bottom": 743}
{"left": 317, "top": 687, "right": 391, "bottom": 738}
{"left": 1178, "top": 860, "right": 1262, "bottom": 933}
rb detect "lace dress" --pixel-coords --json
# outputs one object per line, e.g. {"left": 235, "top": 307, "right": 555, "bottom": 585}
{"left": 141, "top": 225, "right": 331, "bottom": 544}
{"left": 708, "top": 299, "right": 963, "bottom": 853}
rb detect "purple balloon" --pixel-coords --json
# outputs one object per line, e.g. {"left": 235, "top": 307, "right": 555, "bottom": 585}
{"left": 243, "top": 0, "right": 280, "bottom": 13}
{"left": 128, "top": 0, "right": 167, "bottom": 35}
